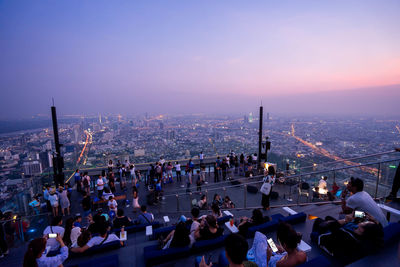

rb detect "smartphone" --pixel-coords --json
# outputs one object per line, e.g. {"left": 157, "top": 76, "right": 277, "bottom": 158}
{"left": 354, "top": 210, "right": 365, "bottom": 219}
{"left": 267, "top": 238, "right": 278, "bottom": 253}
{"left": 48, "top": 233, "right": 57, "bottom": 238}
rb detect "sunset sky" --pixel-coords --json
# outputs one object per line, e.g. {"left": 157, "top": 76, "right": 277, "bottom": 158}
{"left": 1, "top": 0, "right": 399, "bottom": 117}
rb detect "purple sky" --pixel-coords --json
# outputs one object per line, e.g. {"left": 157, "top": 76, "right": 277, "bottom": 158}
{"left": 1, "top": 0, "right": 399, "bottom": 118}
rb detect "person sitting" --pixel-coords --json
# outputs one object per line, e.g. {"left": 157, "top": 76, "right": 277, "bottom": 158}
{"left": 198, "top": 195, "right": 207, "bottom": 210}
{"left": 23, "top": 236, "right": 68, "bottom": 267}
{"left": 70, "top": 225, "right": 122, "bottom": 253}
{"left": 107, "top": 196, "right": 118, "bottom": 214}
{"left": 212, "top": 194, "right": 223, "bottom": 207}
{"left": 318, "top": 176, "right": 328, "bottom": 191}
{"left": 71, "top": 229, "right": 91, "bottom": 248}
{"left": 186, "top": 207, "right": 201, "bottom": 244}
{"left": 136, "top": 205, "right": 154, "bottom": 225}
{"left": 113, "top": 209, "right": 133, "bottom": 229}
{"left": 267, "top": 222, "right": 306, "bottom": 267}
{"left": 341, "top": 177, "right": 388, "bottom": 226}
{"left": 211, "top": 203, "right": 222, "bottom": 218}
{"left": 312, "top": 212, "right": 384, "bottom": 261}
{"left": 102, "top": 188, "right": 114, "bottom": 201}
{"left": 42, "top": 216, "right": 65, "bottom": 252}
{"left": 87, "top": 213, "right": 109, "bottom": 235}
{"left": 238, "top": 208, "right": 270, "bottom": 237}
{"left": 199, "top": 233, "right": 257, "bottom": 267}
{"left": 223, "top": 196, "right": 235, "bottom": 209}
{"left": 161, "top": 220, "right": 190, "bottom": 249}
{"left": 195, "top": 215, "right": 223, "bottom": 241}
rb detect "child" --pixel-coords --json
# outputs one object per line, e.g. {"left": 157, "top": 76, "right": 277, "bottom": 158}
{"left": 108, "top": 196, "right": 118, "bottom": 213}
{"left": 74, "top": 215, "right": 82, "bottom": 228}
{"left": 132, "top": 187, "right": 140, "bottom": 212}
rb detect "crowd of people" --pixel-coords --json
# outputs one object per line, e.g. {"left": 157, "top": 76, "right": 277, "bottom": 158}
{"left": 1, "top": 150, "right": 396, "bottom": 266}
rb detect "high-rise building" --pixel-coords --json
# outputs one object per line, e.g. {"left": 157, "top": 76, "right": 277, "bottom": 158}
{"left": 249, "top": 112, "right": 253, "bottom": 123}
{"left": 159, "top": 122, "right": 164, "bottom": 130}
{"left": 22, "top": 160, "right": 42, "bottom": 176}
{"left": 38, "top": 151, "right": 52, "bottom": 170}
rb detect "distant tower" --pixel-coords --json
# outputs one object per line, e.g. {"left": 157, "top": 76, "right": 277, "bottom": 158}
{"left": 159, "top": 121, "right": 164, "bottom": 130}
{"left": 249, "top": 112, "right": 253, "bottom": 123}
{"left": 118, "top": 114, "right": 122, "bottom": 122}
{"left": 99, "top": 114, "right": 102, "bottom": 124}
{"left": 267, "top": 112, "right": 270, "bottom": 122}
{"left": 51, "top": 104, "right": 65, "bottom": 186}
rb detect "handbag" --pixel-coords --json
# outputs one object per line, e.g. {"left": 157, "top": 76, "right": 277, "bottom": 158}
{"left": 260, "top": 180, "right": 271, "bottom": 195}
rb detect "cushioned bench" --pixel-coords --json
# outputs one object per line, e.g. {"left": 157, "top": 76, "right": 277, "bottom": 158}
{"left": 279, "top": 212, "right": 306, "bottom": 224}
{"left": 383, "top": 222, "right": 400, "bottom": 245}
{"left": 298, "top": 255, "right": 331, "bottom": 267}
{"left": 246, "top": 213, "right": 284, "bottom": 238}
{"left": 66, "top": 254, "right": 119, "bottom": 267}
{"left": 152, "top": 225, "right": 176, "bottom": 239}
{"left": 112, "top": 221, "right": 160, "bottom": 234}
{"left": 143, "top": 244, "right": 191, "bottom": 266}
{"left": 191, "top": 234, "right": 228, "bottom": 253}
{"left": 144, "top": 234, "right": 228, "bottom": 266}
{"left": 69, "top": 240, "right": 123, "bottom": 258}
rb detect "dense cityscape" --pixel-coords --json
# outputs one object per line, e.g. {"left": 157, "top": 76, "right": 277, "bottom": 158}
{"left": 1, "top": 112, "right": 399, "bottom": 211}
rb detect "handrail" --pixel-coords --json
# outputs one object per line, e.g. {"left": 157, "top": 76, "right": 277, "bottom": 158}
{"left": 162, "top": 157, "right": 400, "bottom": 198}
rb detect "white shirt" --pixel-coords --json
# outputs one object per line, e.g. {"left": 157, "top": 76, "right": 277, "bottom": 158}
{"left": 199, "top": 153, "right": 204, "bottom": 160}
{"left": 97, "top": 178, "right": 104, "bottom": 190}
{"left": 347, "top": 191, "right": 388, "bottom": 226}
{"left": 70, "top": 227, "right": 81, "bottom": 245}
{"left": 318, "top": 179, "right": 327, "bottom": 189}
{"left": 48, "top": 194, "right": 58, "bottom": 206}
{"left": 86, "top": 234, "right": 120, "bottom": 247}
{"left": 43, "top": 226, "right": 65, "bottom": 251}
{"left": 108, "top": 199, "right": 117, "bottom": 211}
{"left": 175, "top": 164, "right": 181, "bottom": 171}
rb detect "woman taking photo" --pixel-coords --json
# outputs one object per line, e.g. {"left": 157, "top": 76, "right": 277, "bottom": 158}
{"left": 23, "top": 235, "right": 68, "bottom": 267}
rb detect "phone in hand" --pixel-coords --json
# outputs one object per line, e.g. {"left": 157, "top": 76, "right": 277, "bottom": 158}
{"left": 354, "top": 210, "right": 366, "bottom": 219}
{"left": 267, "top": 238, "right": 278, "bottom": 253}
{"left": 48, "top": 233, "right": 57, "bottom": 238}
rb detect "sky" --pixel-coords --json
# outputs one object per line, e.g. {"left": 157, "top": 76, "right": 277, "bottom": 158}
{"left": 0, "top": 0, "right": 399, "bottom": 118}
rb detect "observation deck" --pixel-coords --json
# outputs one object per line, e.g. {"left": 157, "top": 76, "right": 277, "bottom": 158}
{"left": 1, "top": 150, "right": 400, "bottom": 267}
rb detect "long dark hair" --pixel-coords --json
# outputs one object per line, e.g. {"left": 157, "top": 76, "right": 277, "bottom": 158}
{"left": 23, "top": 238, "right": 46, "bottom": 267}
{"left": 77, "top": 230, "right": 92, "bottom": 247}
{"left": 63, "top": 217, "right": 74, "bottom": 246}
{"left": 170, "top": 222, "right": 190, "bottom": 248}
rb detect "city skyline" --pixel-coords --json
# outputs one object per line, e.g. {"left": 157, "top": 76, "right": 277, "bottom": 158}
{"left": 1, "top": 1, "right": 400, "bottom": 118}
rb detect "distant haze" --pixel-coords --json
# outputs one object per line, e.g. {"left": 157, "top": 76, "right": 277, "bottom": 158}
{"left": 0, "top": 1, "right": 399, "bottom": 118}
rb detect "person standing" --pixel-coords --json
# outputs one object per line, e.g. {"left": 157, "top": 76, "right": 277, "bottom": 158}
{"left": 96, "top": 175, "right": 105, "bottom": 199}
{"left": 175, "top": 161, "right": 182, "bottom": 182}
{"left": 82, "top": 172, "right": 91, "bottom": 195}
{"left": 48, "top": 188, "right": 59, "bottom": 217}
{"left": 260, "top": 166, "right": 276, "bottom": 210}
{"left": 81, "top": 192, "right": 92, "bottom": 218}
{"left": 58, "top": 186, "right": 70, "bottom": 216}
{"left": 74, "top": 169, "right": 81, "bottom": 192}
{"left": 186, "top": 170, "right": 192, "bottom": 192}
{"left": 199, "top": 151, "right": 204, "bottom": 164}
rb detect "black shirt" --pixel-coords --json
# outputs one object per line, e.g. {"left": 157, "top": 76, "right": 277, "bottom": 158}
{"left": 199, "top": 227, "right": 223, "bottom": 241}
{"left": 113, "top": 216, "right": 132, "bottom": 229}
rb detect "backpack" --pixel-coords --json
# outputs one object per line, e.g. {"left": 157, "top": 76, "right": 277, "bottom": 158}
{"left": 83, "top": 177, "right": 89, "bottom": 187}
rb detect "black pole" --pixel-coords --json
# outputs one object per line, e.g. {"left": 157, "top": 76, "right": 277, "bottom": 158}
{"left": 258, "top": 106, "right": 263, "bottom": 168}
{"left": 51, "top": 105, "right": 64, "bottom": 186}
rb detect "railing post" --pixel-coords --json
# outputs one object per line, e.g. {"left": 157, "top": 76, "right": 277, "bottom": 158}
{"left": 333, "top": 170, "right": 336, "bottom": 183}
{"left": 176, "top": 194, "right": 180, "bottom": 212}
{"left": 223, "top": 187, "right": 226, "bottom": 199}
{"left": 189, "top": 192, "right": 193, "bottom": 207}
{"left": 375, "top": 163, "right": 381, "bottom": 199}
{"left": 205, "top": 189, "right": 208, "bottom": 208}
{"left": 244, "top": 184, "right": 247, "bottom": 208}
